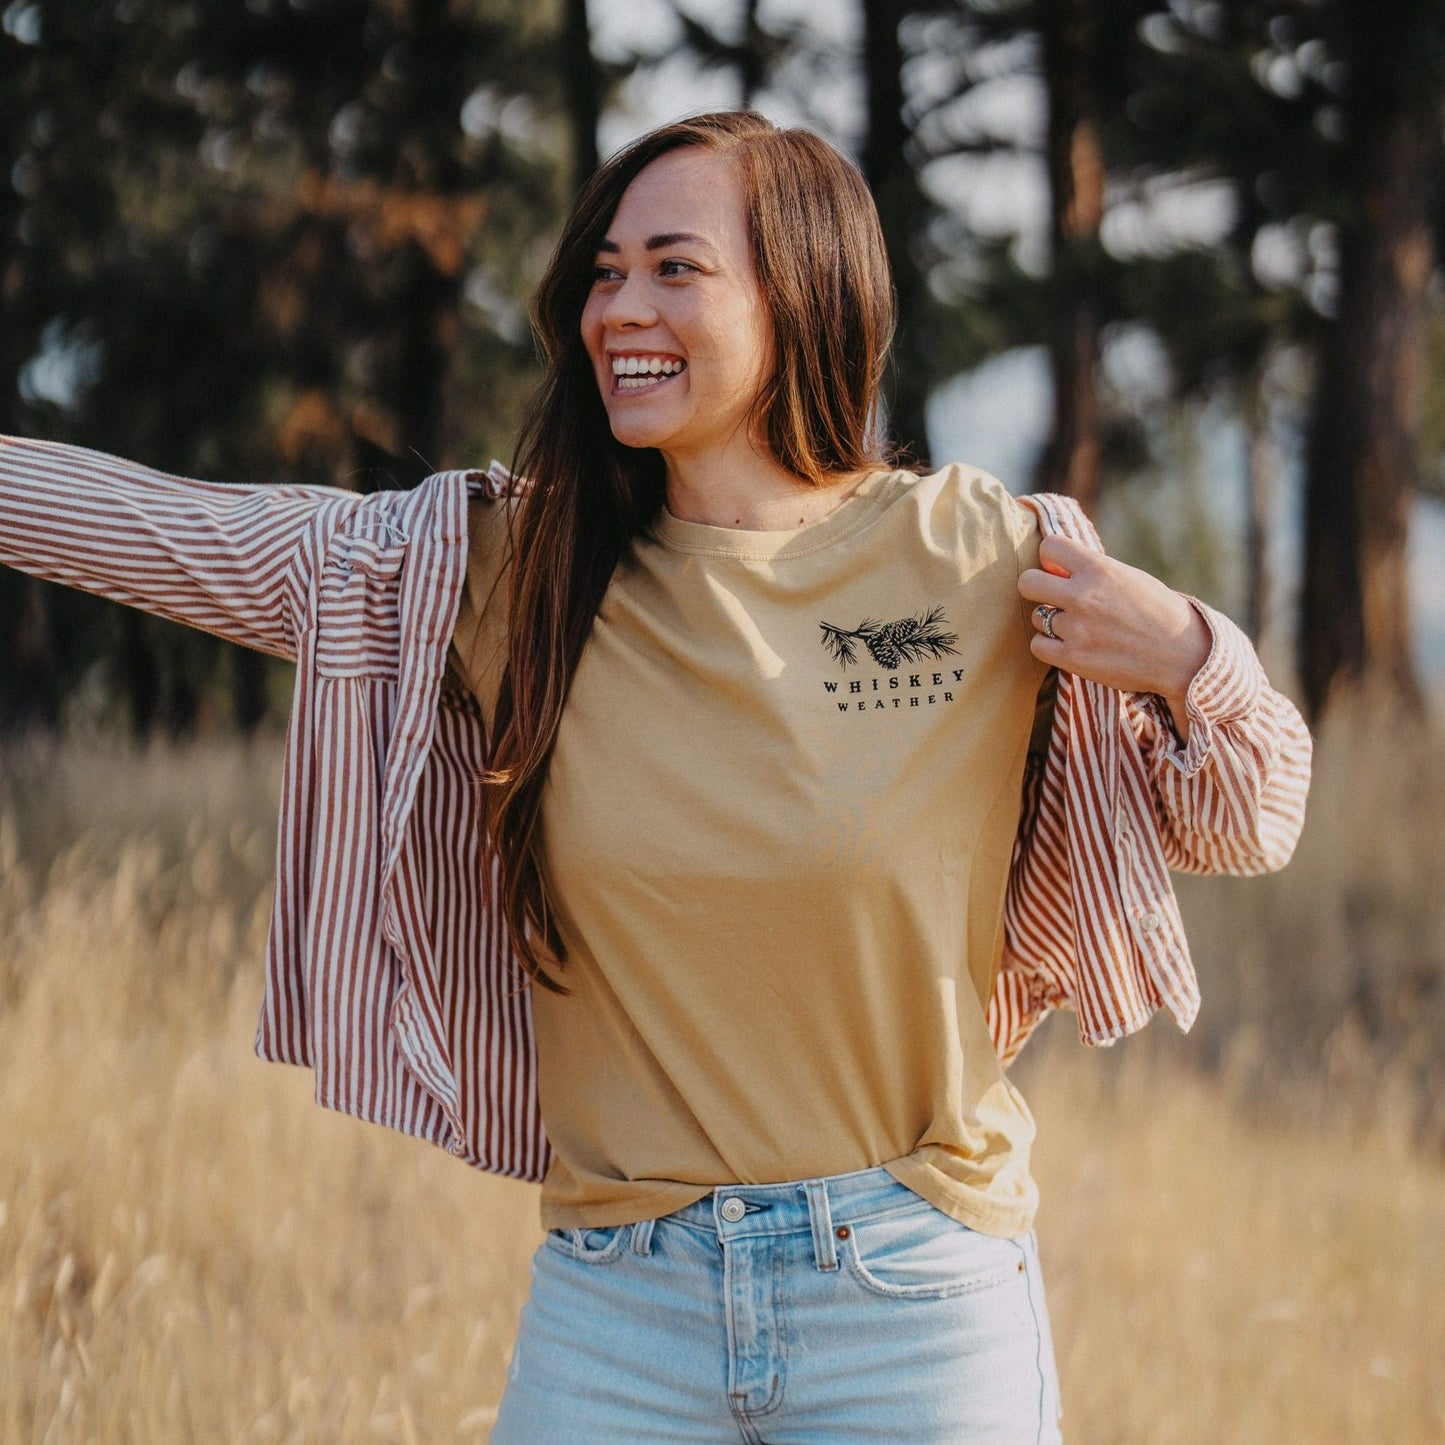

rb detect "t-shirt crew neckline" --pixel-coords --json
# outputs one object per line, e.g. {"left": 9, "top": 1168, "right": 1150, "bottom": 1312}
{"left": 650, "top": 467, "right": 903, "bottom": 560}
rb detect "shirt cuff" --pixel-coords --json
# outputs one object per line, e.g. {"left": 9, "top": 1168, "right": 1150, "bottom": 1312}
{"left": 1153, "top": 597, "right": 1265, "bottom": 778}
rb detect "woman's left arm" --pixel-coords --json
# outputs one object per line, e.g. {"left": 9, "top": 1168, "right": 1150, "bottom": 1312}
{"left": 1019, "top": 534, "right": 1313, "bottom": 876}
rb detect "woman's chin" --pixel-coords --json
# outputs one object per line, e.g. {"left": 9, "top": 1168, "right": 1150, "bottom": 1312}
{"left": 606, "top": 416, "right": 676, "bottom": 452}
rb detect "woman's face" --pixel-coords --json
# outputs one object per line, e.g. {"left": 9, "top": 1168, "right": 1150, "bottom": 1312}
{"left": 580, "top": 147, "right": 774, "bottom": 466}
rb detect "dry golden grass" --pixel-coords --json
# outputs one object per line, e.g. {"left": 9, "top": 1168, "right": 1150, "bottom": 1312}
{"left": 0, "top": 733, "right": 1441, "bottom": 1443}
{"left": 1018, "top": 1034, "right": 1445, "bottom": 1443}
{"left": 1170, "top": 687, "right": 1445, "bottom": 1150}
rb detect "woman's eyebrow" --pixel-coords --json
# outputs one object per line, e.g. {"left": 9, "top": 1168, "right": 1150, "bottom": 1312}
{"left": 596, "top": 232, "right": 718, "bottom": 254}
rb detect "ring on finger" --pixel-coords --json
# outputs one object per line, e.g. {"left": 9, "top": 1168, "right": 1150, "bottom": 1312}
{"left": 1033, "top": 604, "right": 1062, "bottom": 641}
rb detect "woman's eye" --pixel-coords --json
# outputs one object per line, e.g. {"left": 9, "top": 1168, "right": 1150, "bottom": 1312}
{"left": 658, "top": 259, "right": 695, "bottom": 278}
{"left": 591, "top": 265, "right": 621, "bottom": 284}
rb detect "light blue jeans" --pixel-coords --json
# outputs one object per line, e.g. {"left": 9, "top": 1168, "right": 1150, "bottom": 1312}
{"left": 492, "top": 1164, "right": 1064, "bottom": 1442}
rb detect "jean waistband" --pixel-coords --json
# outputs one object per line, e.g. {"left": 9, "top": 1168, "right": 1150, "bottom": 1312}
{"left": 651, "top": 1164, "right": 927, "bottom": 1269}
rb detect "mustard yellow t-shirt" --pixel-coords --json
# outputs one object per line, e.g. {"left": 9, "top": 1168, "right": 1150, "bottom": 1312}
{"left": 451, "top": 463, "right": 1050, "bottom": 1238}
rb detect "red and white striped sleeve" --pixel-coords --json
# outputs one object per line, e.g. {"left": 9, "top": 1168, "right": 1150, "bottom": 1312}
{"left": 0, "top": 433, "right": 347, "bottom": 659}
{"left": 992, "top": 492, "right": 1313, "bottom": 1069}
{"left": 1129, "top": 597, "right": 1313, "bottom": 876}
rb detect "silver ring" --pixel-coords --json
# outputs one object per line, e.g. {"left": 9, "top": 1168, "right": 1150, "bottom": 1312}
{"left": 1034, "top": 604, "right": 1061, "bottom": 640}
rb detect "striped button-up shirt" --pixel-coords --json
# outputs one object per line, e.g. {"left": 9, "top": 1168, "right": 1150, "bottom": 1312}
{"left": 0, "top": 435, "right": 1312, "bottom": 1183}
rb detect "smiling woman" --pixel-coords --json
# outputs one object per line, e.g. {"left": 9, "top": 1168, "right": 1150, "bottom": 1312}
{"left": 439, "top": 110, "right": 1309, "bottom": 1444}
{"left": 0, "top": 109, "right": 1311, "bottom": 1445}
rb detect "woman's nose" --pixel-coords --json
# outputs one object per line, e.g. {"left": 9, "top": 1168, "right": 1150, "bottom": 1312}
{"left": 601, "top": 273, "right": 658, "bottom": 329}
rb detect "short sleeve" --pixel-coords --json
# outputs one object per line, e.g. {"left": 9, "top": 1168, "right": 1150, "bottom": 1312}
{"left": 1001, "top": 487, "right": 1043, "bottom": 643}
{"left": 1004, "top": 493, "right": 1057, "bottom": 759}
{"left": 1004, "top": 487, "right": 1042, "bottom": 570}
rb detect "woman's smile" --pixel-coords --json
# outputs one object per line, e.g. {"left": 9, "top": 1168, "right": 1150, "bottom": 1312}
{"left": 608, "top": 352, "right": 689, "bottom": 393}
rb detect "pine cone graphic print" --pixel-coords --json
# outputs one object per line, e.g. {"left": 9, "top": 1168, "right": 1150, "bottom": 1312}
{"left": 865, "top": 619, "right": 909, "bottom": 669}
{"left": 819, "top": 606, "right": 959, "bottom": 671}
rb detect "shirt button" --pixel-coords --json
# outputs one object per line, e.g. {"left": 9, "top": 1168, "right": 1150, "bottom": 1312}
{"left": 448, "top": 1137, "right": 466, "bottom": 1156}
{"left": 1139, "top": 911, "right": 1161, "bottom": 934}
{"left": 720, "top": 1197, "right": 746, "bottom": 1223}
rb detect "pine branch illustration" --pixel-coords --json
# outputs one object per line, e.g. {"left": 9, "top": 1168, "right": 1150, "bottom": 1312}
{"left": 821, "top": 609, "right": 955, "bottom": 670}
{"left": 819, "top": 620, "right": 860, "bottom": 667}
{"left": 887, "top": 606, "right": 959, "bottom": 665}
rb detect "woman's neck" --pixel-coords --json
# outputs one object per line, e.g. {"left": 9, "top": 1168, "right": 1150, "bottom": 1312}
{"left": 663, "top": 446, "right": 873, "bottom": 532}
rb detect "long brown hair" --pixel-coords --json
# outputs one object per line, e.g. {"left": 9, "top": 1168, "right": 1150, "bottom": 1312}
{"left": 482, "top": 110, "right": 897, "bottom": 991}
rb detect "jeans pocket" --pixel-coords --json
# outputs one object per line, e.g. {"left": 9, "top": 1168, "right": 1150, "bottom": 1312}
{"left": 840, "top": 1202, "right": 1025, "bottom": 1300}
{"left": 543, "top": 1223, "right": 631, "bottom": 1265}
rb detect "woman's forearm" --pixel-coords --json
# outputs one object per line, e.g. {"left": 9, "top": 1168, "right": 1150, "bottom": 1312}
{"left": 0, "top": 433, "right": 345, "bottom": 659}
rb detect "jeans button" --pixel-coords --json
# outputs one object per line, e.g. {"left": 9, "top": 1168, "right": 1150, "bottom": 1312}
{"left": 720, "top": 1196, "right": 746, "bottom": 1222}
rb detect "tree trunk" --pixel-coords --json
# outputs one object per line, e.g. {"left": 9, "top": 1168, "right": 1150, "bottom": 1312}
{"left": 1240, "top": 368, "right": 1275, "bottom": 643}
{"left": 392, "top": 238, "right": 457, "bottom": 487}
{"left": 119, "top": 608, "right": 160, "bottom": 740}
{"left": 0, "top": 572, "right": 59, "bottom": 733}
{"left": 1221, "top": 6, "right": 1275, "bottom": 650}
{"left": 232, "top": 645, "right": 270, "bottom": 735}
{"left": 380, "top": 0, "right": 472, "bottom": 488}
{"left": 860, "top": 0, "right": 932, "bottom": 467}
{"left": 739, "top": 0, "right": 765, "bottom": 108}
{"left": 1033, "top": 0, "right": 1104, "bottom": 511}
{"left": 561, "top": 0, "right": 600, "bottom": 194}
{"left": 160, "top": 655, "right": 201, "bottom": 739}
{"left": 1298, "top": 0, "right": 1436, "bottom": 720}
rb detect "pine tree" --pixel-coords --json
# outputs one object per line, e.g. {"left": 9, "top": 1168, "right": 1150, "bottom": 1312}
{"left": 0, "top": 0, "right": 572, "bottom": 735}
{"left": 1296, "top": 0, "right": 1440, "bottom": 718}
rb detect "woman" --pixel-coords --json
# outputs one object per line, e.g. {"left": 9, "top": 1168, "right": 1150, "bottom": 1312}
{"left": 0, "top": 112, "right": 1310, "bottom": 1441}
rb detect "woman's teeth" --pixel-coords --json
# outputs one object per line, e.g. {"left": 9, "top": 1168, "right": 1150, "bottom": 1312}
{"left": 611, "top": 356, "right": 686, "bottom": 390}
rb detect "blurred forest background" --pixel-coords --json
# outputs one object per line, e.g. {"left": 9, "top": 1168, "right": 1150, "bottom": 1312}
{"left": 4, "top": 0, "right": 1445, "bottom": 731}
{"left": 2, "top": 1, "right": 1445, "bottom": 1440}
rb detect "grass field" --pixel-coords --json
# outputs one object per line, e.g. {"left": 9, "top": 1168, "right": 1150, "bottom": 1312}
{"left": 0, "top": 735, "right": 1441, "bottom": 1443}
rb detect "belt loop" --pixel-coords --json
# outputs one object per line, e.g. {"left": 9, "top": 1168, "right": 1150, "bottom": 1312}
{"left": 630, "top": 1216, "right": 656, "bottom": 1256}
{"left": 804, "top": 1179, "right": 838, "bottom": 1272}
